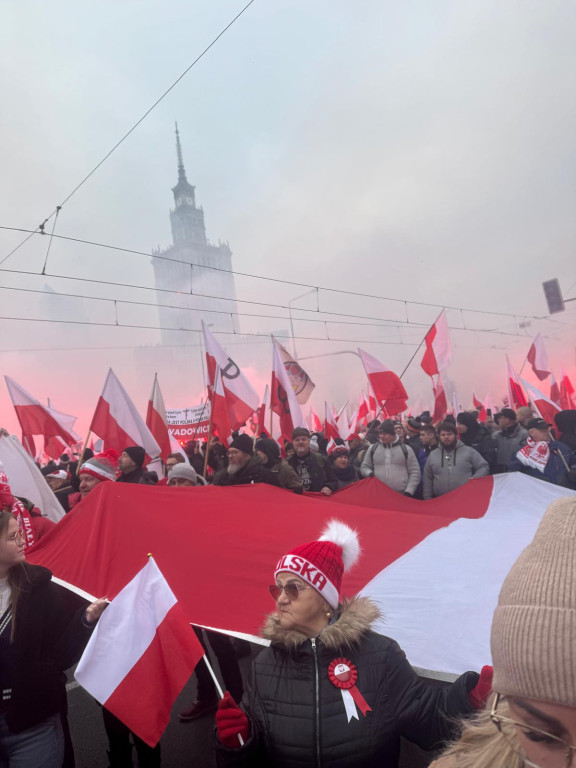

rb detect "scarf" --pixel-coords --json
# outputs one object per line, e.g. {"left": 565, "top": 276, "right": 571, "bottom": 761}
{"left": 516, "top": 438, "right": 550, "bottom": 474}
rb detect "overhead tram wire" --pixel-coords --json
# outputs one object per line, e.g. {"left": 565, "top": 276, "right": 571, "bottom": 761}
{"left": 0, "top": 280, "right": 550, "bottom": 341}
{"left": 0, "top": 0, "right": 256, "bottom": 267}
{"left": 0, "top": 226, "right": 549, "bottom": 324}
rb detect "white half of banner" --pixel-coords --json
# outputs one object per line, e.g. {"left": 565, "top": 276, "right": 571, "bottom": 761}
{"left": 360, "top": 473, "right": 575, "bottom": 676}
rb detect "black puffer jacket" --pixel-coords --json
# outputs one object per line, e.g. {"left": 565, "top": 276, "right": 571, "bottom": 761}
{"left": 212, "top": 455, "right": 281, "bottom": 487}
{"left": 215, "top": 598, "right": 478, "bottom": 768}
{"left": 4, "top": 564, "right": 93, "bottom": 733}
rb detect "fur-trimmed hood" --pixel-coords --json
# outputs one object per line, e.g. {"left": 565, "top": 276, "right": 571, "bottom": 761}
{"left": 261, "top": 596, "right": 381, "bottom": 652}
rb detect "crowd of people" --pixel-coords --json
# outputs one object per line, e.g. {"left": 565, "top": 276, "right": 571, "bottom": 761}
{"left": 1, "top": 404, "right": 575, "bottom": 767}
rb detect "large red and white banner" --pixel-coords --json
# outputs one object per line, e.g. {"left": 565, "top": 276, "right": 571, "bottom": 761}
{"left": 202, "top": 322, "right": 259, "bottom": 430}
{"left": 5, "top": 377, "right": 80, "bottom": 457}
{"left": 146, "top": 375, "right": 171, "bottom": 461}
{"left": 27, "top": 474, "right": 574, "bottom": 674}
{"left": 75, "top": 557, "right": 204, "bottom": 746}
{"left": 420, "top": 310, "right": 452, "bottom": 377}
{"left": 90, "top": 369, "right": 160, "bottom": 462}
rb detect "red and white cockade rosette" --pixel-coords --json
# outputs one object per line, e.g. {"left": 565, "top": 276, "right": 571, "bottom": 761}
{"left": 328, "top": 658, "right": 372, "bottom": 722}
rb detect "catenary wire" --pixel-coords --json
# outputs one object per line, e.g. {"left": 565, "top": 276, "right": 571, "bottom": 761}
{"left": 0, "top": 0, "right": 255, "bottom": 267}
{"left": 0, "top": 281, "right": 551, "bottom": 341}
{"left": 0, "top": 226, "right": 549, "bottom": 322}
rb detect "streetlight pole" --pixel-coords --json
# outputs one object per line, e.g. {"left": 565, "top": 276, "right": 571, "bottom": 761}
{"left": 288, "top": 288, "right": 318, "bottom": 359}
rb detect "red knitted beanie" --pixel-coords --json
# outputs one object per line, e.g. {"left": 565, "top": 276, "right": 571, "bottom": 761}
{"left": 274, "top": 520, "right": 361, "bottom": 609}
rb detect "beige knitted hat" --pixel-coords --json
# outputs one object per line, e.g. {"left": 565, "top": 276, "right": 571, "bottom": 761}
{"left": 491, "top": 496, "right": 576, "bottom": 706}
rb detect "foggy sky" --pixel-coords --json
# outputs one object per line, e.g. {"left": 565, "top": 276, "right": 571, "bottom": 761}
{"left": 1, "top": 0, "right": 575, "bottom": 436}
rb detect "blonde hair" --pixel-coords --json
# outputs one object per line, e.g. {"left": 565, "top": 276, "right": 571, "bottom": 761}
{"left": 435, "top": 694, "right": 522, "bottom": 768}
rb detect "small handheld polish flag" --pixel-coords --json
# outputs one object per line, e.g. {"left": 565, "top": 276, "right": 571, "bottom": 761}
{"left": 75, "top": 557, "right": 204, "bottom": 747}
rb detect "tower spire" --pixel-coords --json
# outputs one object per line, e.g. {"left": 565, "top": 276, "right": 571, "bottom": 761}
{"left": 175, "top": 121, "right": 186, "bottom": 182}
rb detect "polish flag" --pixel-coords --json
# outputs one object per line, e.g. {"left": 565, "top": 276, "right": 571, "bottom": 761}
{"left": 270, "top": 341, "right": 306, "bottom": 441}
{"left": 324, "top": 401, "right": 340, "bottom": 441}
{"left": 358, "top": 393, "right": 370, "bottom": 424}
{"left": 472, "top": 393, "right": 487, "bottom": 423}
{"left": 347, "top": 408, "right": 359, "bottom": 437}
{"left": 432, "top": 373, "right": 448, "bottom": 422}
{"left": 90, "top": 369, "right": 161, "bottom": 462}
{"left": 210, "top": 367, "right": 232, "bottom": 445}
{"left": 420, "top": 310, "right": 452, "bottom": 377}
{"left": 368, "top": 392, "right": 377, "bottom": 416}
{"left": 550, "top": 372, "right": 561, "bottom": 406}
{"left": 526, "top": 333, "right": 551, "bottom": 381}
{"left": 75, "top": 558, "right": 204, "bottom": 747}
{"left": 310, "top": 408, "right": 323, "bottom": 433}
{"left": 202, "top": 322, "right": 258, "bottom": 430}
{"left": 560, "top": 367, "right": 576, "bottom": 410}
{"left": 506, "top": 356, "right": 528, "bottom": 409}
{"left": 146, "top": 375, "right": 171, "bottom": 462}
{"left": 4, "top": 377, "right": 80, "bottom": 457}
{"left": 358, "top": 349, "right": 408, "bottom": 412}
{"left": 519, "top": 378, "right": 561, "bottom": 427}
{"left": 254, "top": 385, "right": 270, "bottom": 438}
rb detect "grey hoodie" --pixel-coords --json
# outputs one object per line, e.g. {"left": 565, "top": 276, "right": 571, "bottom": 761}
{"left": 423, "top": 441, "right": 489, "bottom": 499}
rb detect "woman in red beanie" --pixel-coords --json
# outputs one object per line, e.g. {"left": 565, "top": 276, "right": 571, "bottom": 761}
{"left": 214, "top": 520, "right": 486, "bottom": 767}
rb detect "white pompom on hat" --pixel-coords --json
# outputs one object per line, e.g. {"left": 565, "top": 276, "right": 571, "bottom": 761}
{"left": 274, "top": 520, "right": 361, "bottom": 609}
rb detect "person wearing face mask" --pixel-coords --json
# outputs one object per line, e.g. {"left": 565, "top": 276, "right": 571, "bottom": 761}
{"left": 213, "top": 521, "right": 487, "bottom": 767}
{"left": 430, "top": 496, "right": 576, "bottom": 768}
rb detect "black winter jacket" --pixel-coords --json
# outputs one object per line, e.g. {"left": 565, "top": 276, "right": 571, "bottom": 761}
{"left": 213, "top": 455, "right": 281, "bottom": 487}
{"left": 4, "top": 564, "right": 93, "bottom": 733}
{"left": 215, "top": 597, "right": 477, "bottom": 768}
{"left": 287, "top": 451, "right": 337, "bottom": 493}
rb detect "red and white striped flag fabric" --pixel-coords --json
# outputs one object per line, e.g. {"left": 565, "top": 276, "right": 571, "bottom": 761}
{"left": 324, "top": 401, "right": 340, "bottom": 441}
{"left": 519, "top": 378, "right": 561, "bottom": 427}
{"left": 211, "top": 367, "right": 232, "bottom": 445}
{"left": 90, "top": 369, "right": 161, "bottom": 462}
{"left": 75, "top": 557, "right": 204, "bottom": 747}
{"left": 358, "top": 349, "right": 408, "bottom": 412}
{"left": 202, "top": 322, "right": 258, "bottom": 430}
{"left": 506, "top": 356, "right": 528, "bottom": 409}
{"left": 526, "top": 333, "right": 551, "bottom": 381}
{"left": 4, "top": 377, "right": 80, "bottom": 457}
{"left": 420, "top": 310, "right": 452, "bottom": 377}
{"left": 146, "top": 375, "right": 171, "bottom": 462}
{"left": 368, "top": 392, "right": 377, "bottom": 416}
{"left": 357, "top": 393, "right": 370, "bottom": 424}
{"left": 432, "top": 373, "right": 448, "bottom": 422}
{"left": 560, "top": 366, "right": 576, "bottom": 410}
{"left": 270, "top": 341, "right": 306, "bottom": 441}
{"left": 347, "top": 408, "right": 359, "bottom": 437}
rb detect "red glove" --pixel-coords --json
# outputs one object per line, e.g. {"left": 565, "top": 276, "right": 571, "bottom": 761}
{"left": 216, "top": 691, "right": 250, "bottom": 749}
{"left": 469, "top": 665, "right": 493, "bottom": 710}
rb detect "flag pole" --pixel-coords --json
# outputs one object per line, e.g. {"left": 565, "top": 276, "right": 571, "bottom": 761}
{"left": 202, "top": 365, "right": 218, "bottom": 478}
{"left": 201, "top": 652, "right": 244, "bottom": 746}
{"left": 399, "top": 308, "right": 445, "bottom": 380}
{"left": 76, "top": 429, "right": 92, "bottom": 475}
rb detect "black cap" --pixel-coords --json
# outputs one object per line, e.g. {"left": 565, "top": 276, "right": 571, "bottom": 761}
{"left": 527, "top": 418, "right": 550, "bottom": 431}
{"left": 292, "top": 427, "right": 311, "bottom": 440}
{"left": 497, "top": 408, "right": 517, "bottom": 421}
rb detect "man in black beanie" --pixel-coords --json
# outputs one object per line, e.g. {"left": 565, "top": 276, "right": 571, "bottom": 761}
{"left": 212, "top": 434, "right": 280, "bottom": 487}
{"left": 117, "top": 446, "right": 154, "bottom": 484}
